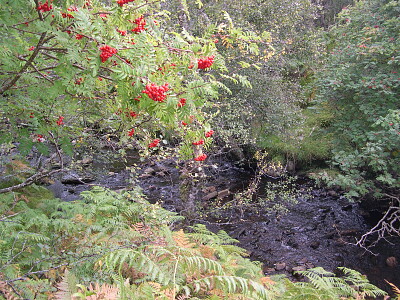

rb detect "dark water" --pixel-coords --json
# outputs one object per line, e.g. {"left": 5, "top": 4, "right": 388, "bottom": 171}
{"left": 47, "top": 151, "right": 400, "bottom": 294}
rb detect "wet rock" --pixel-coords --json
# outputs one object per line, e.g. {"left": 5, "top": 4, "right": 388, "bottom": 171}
{"left": 292, "top": 266, "right": 307, "bottom": 273}
{"left": 202, "top": 191, "right": 218, "bottom": 201}
{"left": 386, "top": 257, "right": 398, "bottom": 268}
{"left": 274, "top": 262, "right": 286, "bottom": 270}
{"left": 298, "top": 258, "right": 308, "bottom": 264}
{"left": 153, "top": 163, "right": 169, "bottom": 174}
{"left": 341, "top": 204, "right": 353, "bottom": 211}
{"left": 263, "top": 267, "right": 276, "bottom": 274}
{"left": 143, "top": 167, "right": 155, "bottom": 175}
{"left": 286, "top": 160, "right": 296, "bottom": 173}
{"left": 139, "top": 173, "right": 152, "bottom": 179}
{"left": 287, "top": 238, "right": 299, "bottom": 248}
{"left": 203, "top": 186, "right": 217, "bottom": 193}
{"left": 48, "top": 180, "right": 65, "bottom": 198}
{"left": 310, "top": 241, "right": 320, "bottom": 249}
{"left": 305, "top": 224, "right": 317, "bottom": 231}
{"left": 61, "top": 170, "right": 96, "bottom": 184}
{"left": 81, "top": 173, "right": 96, "bottom": 183}
{"left": 305, "top": 263, "right": 315, "bottom": 269}
{"left": 81, "top": 157, "right": 93, "bottom": 165}
{"left": 327, "top": 190, "right": 338, "bottom": 197}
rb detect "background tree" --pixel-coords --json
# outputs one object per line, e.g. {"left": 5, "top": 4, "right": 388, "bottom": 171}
{"left": 162, "top": 0, "right": 331, "bottom": 167}
{"left": 313, "top": 0, "right": 400, "bottom": 199}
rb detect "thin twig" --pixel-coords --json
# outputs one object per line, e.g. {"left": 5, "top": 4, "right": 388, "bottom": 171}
{"left": 0, "top": 32, "right": 47, "bottom": 94}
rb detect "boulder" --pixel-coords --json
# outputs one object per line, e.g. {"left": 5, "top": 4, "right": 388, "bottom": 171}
{"left": 386, "top": 256, "right": 398, "bottom": 268}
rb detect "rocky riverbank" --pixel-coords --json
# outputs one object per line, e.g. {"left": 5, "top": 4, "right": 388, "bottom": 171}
{"left": 41, "top": 150, "right": 400, "bottom": 294}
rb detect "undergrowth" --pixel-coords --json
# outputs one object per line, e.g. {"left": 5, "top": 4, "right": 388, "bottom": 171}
{"left": 0, "top": 185, "right": 386, "bottom": 299}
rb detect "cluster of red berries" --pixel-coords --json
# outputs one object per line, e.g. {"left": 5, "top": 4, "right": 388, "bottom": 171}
{"left": 37, "top": 134, "right": 45, "bottom": 143}
{"left": 56, "top": 116, "right": 64, "bottom": 126}
{"left": 75, "top": 77, "right": 83, "bottom": 85}
{"left": 142, "top": 83, "right": 169, "bottom": 102}
{"left": 99, "top": 45, "right": 118, "bottom": 63}
{"left": 131, "top": 16, "right": 146, "bottom": 33}
{"left": 75, "top": 34, "right": 84, "bottom": 40}
{"left": 117, "top": 0, "right": 135, "bottom": 7}
{"left": 61, "top": 12, "right": 74, "bottom": 18}
{"left": 128, "top": 129, "right": 135, "bottom": 136}
{"left": 28, "top": 46, "right": 35, "bottom": 51}
{"left": 37, "top": 1, "right": 52, "bottom": 12}
{"left": 178, "top": 98, "right": 186, "bottom": 107}
{"left": 194, "top": 154, "right": 207, "bottom": 161}
{"left": 205, "top": 130, "right": 214, "bottom": 137}
{"left": 126, "top": 110, "right": 137, "bottom": 117}
{"left": 116, "top": 29, "right": 127, "bottom": 36}
{"left": 197, "top": 56, "right": 215, "bottom": 69}
{"left": 148, "top": 139, "right": 160, "bottom": 148}
{"left": 192, "top": 139, "right": 204, "bottom": 146}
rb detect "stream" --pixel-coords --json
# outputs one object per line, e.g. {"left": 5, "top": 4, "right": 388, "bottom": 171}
{"left": 43, "top": 149, "right": 400, "bottom": 294}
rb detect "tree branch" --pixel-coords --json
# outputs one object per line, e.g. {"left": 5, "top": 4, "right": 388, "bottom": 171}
{"left": 0, "top": 32, "right": 47, "bottom": 95}
{"left": 0, "top": 168, "right": 64, "bottom": 194}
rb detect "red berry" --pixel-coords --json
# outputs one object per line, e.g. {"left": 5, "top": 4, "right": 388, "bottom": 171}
{"left": 37, "top": 1, "right": 52, "bottom": 12}
{"left": 194, "top": 154, "right": 207, "bottom": 161}
{"left": 192, "top": 139, "right": 204, "bottom": 146}
{"left": 142, "top": 83, "right": 169, "bottom": 102}
{"left": 99, "top": 45, "right": 118, "bottom": 63}
{"left": 56, "top": 116, "right": 64, "bottom": 126}
{"left": 148, "top": 139, "right": 160, "bottom": 148}
{"left": 197, "top": 56, "right": 215, "bottom": 69}
{"left": 205, "top": 130, "right": 214, "bottom": 137}
{"left": 178, "top": 98, "right": 186, "bottom": 107}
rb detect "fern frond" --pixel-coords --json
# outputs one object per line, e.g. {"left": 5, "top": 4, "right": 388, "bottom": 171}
{"left": 385, "top": 280, "right": 400, "bottom": 300}
{"left": 191, "top": 275, "right": 273, "bottom": 300}
{"left": 173, "top": 229, "right": 196, "bottom": 248}
{"left": 54, "top": 269, "right": 77, "bottom": 300}
{"left": 182, "top": 256, "right": 225, "bottom": 275}
{"left": 87, "top": 282, "right": 119, "bottom": 300}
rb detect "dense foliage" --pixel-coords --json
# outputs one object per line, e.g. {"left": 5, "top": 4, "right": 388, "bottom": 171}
{"left": 0, "top": 0, "right": 267, "bottom": 164}
{"left": 314, "top": 0, "right": 400, "bottom": 198}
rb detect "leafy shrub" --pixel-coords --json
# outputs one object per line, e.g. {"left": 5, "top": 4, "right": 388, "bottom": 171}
{"left": 314, "top": 0, "right": 400, "bottom": 198}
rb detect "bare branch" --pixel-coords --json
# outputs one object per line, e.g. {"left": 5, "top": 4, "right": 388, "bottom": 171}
{"left": 355, "top": 195, "right": 400, "bottom": 255}
{"left": 0, "top": 168, "right": 64, "bottom": 194}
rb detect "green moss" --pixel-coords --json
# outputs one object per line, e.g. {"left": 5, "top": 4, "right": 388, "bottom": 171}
{"left": 257, "top": 103, "right": 335, "bottom": 167}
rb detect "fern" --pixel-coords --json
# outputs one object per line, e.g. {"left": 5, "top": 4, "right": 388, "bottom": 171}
{"left": 385, "top": 280, "right": 400, "bottom": 300}
{"left": 283, "top": 267, "right": 387, "bottom": 299}
{"left": 54, "top": 270, "right": 77, "bottom": 300}
{"left": 191, "top": 275, "right": 274, "bottom": 300}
